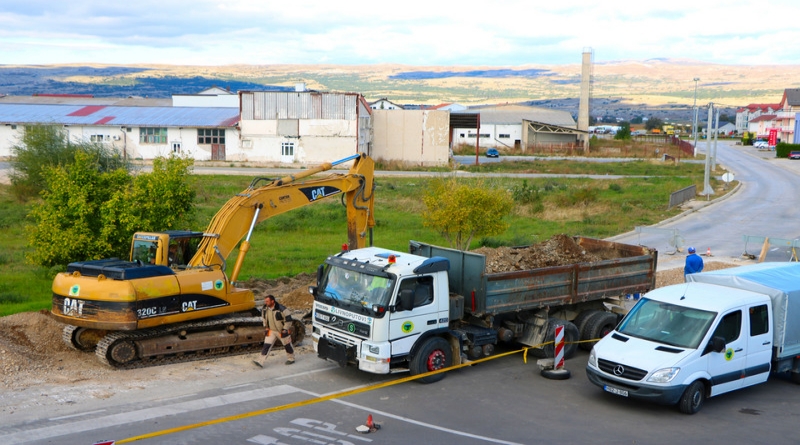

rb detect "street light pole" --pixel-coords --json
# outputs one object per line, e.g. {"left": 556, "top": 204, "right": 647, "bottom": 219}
{"left": 692, "top": 77, "right": 700, "bottom": 157}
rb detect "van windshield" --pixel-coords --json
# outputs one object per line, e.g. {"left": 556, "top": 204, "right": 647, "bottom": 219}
{"left": 618, "top": 298, "right": 717, "bottom": 349}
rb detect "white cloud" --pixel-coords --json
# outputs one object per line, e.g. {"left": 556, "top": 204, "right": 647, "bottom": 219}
{"left": 0, "top": 0, "right": 799, "bottom": 65}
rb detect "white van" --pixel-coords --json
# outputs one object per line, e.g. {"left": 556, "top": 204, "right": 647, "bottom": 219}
{"left": 586, "top": 262, "right": 800, "bottom": 414}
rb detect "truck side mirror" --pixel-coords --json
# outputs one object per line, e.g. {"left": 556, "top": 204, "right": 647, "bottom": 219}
{"left": 397, "top": 289, "right": 415, "bottom": 312}
{"left": 316, "top": 265, "right": 325, "bottom": 287}
{"left": 710, "top": 336, "right": 726, "bottom": 353}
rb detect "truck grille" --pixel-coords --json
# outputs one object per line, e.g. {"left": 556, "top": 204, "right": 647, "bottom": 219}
{"left": 598, "top": 359, "right": 648, "bottom": 381}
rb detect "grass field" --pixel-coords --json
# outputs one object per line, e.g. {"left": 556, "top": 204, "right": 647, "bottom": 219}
{"left": 0, "top": 157, "right": 721, "bottom": 316}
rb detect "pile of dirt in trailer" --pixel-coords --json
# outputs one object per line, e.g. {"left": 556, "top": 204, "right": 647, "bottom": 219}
{"left": 474, "top": 234, "right": 610, "bottom": 273}
{"left": 0, "top": 257, "right": 739, "bottom": 393}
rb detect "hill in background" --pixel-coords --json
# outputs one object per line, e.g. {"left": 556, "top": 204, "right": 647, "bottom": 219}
{"left": 1, "top": 59, "right": 795, "bottom": 124}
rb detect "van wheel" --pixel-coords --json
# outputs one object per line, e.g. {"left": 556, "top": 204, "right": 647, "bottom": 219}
{"left": 678, "top": 381, "right": 706, "bottom": 414}
{"left": 410, "top": 337, "right": 452, "bottom": 384}
{"left": 581, "top": 312, "right": 619, "bottom": 350}
{"left": 531, "top": 318, "right": 579, "bottom": 359}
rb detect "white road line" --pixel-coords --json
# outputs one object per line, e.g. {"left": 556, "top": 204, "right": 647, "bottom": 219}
{"left": 48, "top": 409, "right": 106, "bottom": 421}
{"left": 0, "top": 385, "right": 298, "bottom": 445}
{"left": 276, "top": 364, "right": 340, "bottom": 380}
{"left": 296, "top": 389, "right": 525, "bottom": 445}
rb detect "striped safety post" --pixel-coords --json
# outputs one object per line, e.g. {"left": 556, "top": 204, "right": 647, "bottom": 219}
{"left": 554, "top": 324, "right": 564, "bottom": 370}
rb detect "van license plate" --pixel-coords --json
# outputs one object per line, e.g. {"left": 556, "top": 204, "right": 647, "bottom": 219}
{"left": 604, "top": 385, "right": 628, "bottom": 397}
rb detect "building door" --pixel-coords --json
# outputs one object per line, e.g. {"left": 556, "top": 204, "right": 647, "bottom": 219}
{"left": 211, "top": 144, "right": 225, "bottom": 161}
{"left": 281, "top": 142, "right": 295, "bottom": 163}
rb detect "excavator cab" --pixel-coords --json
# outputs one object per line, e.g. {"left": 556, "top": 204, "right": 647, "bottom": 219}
{"left": 130, "top": 231, "right": 203, "bottom": 268}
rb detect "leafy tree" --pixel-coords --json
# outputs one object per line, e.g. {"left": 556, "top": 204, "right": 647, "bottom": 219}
{"left": 614, "top": 122, "right": 632, "bottom": 140}
{"left": 630, "top": 116, "right": 643, "bottom": 124}
{"left": 9, "top": 124, "right": 128, "bottom": 201}
{"left": 26, "top": 153, "right": 195, "bottom": 267}
{"left": 422, "top": 179, "right": 514, "bottom": 250}
{"left": 645, "top": 117, "right": 664, "bottom": 131}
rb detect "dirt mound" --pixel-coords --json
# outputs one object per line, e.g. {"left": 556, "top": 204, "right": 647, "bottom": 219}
{"left": 473, "top": 234, "right": 606, "bottom": 273}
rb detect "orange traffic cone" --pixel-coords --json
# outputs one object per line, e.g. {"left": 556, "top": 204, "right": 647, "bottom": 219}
{"left": 706, "top": 247, "right": 712, "bottom": 256}
{"left": 366, "top": 415, "right": 374, "bottom": 429}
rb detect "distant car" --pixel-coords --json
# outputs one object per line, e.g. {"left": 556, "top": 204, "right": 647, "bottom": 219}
{"left": 754, "top": 141, "right": 768, "bottom": 149}
{"left": 486, "top": 148, "right": 500, "bottom": 158}
{"left": 789, "top": 151, "right": 800, "bottom": 160}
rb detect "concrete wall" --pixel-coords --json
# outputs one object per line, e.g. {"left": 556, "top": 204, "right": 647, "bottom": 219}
{"left": 239, "top": 118, "right": 359, "bottom": 163}
{"left": 372, "top": 110, "right": 450, "bottom": 166}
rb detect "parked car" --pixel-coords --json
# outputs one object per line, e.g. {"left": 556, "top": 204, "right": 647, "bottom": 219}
{"left": 789, "top": 151, "right": 800, "bottom": 160}
{"left": 486, "top": 148, "right": 500, "bottom": 158}
{"left": 754, "top": 141, "right": 768, "bottom": 149}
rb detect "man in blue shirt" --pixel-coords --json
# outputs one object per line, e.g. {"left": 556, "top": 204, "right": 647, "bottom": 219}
{"left": 684, "top": 246, "right": 704, "bottom": 281}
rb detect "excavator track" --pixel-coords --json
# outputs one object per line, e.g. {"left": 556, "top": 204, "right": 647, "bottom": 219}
{"left": 94, "top": 316, "right": 306, "bottom": 369}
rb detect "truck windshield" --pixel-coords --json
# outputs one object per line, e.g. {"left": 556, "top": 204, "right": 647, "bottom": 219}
{"left": 319, "top": 265, "right": 395, "bottom": 310}
{"left": 618, "top": 298, "right": 717, "bottom": 349}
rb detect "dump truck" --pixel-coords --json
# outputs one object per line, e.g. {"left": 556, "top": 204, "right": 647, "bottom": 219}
{"left": 310, "top": 236, "right": 657, "bottom": 383}
{"left": 587, "top": 262, "right": 800, "bottom": 414}
{"left": 51, "top": 154, "right": 375, "bottom": 367}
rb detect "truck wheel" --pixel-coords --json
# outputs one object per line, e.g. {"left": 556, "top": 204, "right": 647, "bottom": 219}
{"left": 678, "top": 380, "right": 706, "bottom": 414}
{"left": 574, "top": 310, "right": 602, "bottom": 343}
{"left": 581, "top": 311, "right": 618, "bottom": 350}
{"left": 410, "top": 336, "right": 452, "bottom": 384}
{"left": 531, "top": 318, "right": 579, "bottom": 359}
{"left": 290, "top": 320, "right": 306, "bottom": 345}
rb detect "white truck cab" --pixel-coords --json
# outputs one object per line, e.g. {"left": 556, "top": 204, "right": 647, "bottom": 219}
{"left": 587, "top": 262, "right": 800, "bottom": 414}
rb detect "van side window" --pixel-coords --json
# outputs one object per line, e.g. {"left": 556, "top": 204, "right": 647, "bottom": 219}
{"left": 712, "top": 310, "right": 742, "bottom": 343}
{"left": 749, "top": 305, "right": 769, "bottom": 336}
{"left": 397, "top": 276, "right": 434, "bottom": 308}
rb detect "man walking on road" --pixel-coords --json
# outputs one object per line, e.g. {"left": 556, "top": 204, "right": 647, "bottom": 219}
{"left": 684, "top": 247, "right": 704, "bottom": 281}
{"left": 253, "top": 295, "right": 295, "bottom": 367}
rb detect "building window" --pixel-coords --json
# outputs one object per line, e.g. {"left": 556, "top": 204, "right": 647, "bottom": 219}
{"left": 499, "top": 134, "right": 510, "bottom": 138}
{"left": 140, "top": 127, "right": 168, "bottom": 144}
{"left": 197, "top": 128, "right": 225, "bottom": 145}
{"left": 90, "top": 134, "right": 109, "bottom": 142}
{"left": 172, "top": 142, "right": 182, "bottom": 154}
{"left": 281, "top": 142, "right": 294, "bottom": 157}
{"left": 468, "top": 133, "right": 491, "bottom": 138}
{"left": 459, "top": 133, "right": 465, "bottom": 137}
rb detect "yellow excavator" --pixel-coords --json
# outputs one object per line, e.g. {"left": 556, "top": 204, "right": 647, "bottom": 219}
{"left": 51, "top": 153, "right": 375, "bottom": 367}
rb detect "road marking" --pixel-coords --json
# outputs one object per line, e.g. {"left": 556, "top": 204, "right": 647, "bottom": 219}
{"left": 48, "top": 409, "right": 106, "bottom": 421}
{"left": 0, "top": 385, "right": 298, "bottom": 445}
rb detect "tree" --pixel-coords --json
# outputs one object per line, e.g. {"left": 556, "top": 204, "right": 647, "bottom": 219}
{"left": 614, "top": 122, "right": 632, "bottom": 140}
{"left": 9, "top": 124, "right": 127, "bottom": 201}
{"left": 645, "top": 117, "right": 664, "bottom": 132}
{"left": 422, "top": 179, "right": 514, "bottom": 251}
{"left": 631, "top": 116, "right": 643, "bottom": 124}
{"left": 26, "top": 152, "right": 195, "bottom": 267}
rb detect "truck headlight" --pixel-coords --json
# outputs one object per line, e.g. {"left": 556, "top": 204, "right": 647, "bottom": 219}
{"left": 647, "top": 367, "right": 680, "bottom": 383}
{"left": 588, "top": 349, "right": 597, "bottom": 367}
{"left": 368, "top": 345, "right": 380, "bottom": 354}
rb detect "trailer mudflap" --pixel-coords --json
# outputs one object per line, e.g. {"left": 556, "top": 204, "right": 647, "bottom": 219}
{"left": 318, "top": 337, "right": 355, "bottom": 367}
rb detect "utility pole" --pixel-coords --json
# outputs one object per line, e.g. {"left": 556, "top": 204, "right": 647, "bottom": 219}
{"left": 692, "top": 78, "right": 700, "bottom": 157}
{"left": 702, "top": 103, "right": 715, "bottom": 197}
{"left": 712, "top": 108, "right": 719, "bottom": 171}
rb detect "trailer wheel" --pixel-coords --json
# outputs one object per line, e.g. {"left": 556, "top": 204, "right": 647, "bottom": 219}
{"left": 531, "top": 318, "right": 579, "bottom": 359}
{"left": 410, "top": 336, "right": 452, "bottom": 384}
{"left": 574, "top": 310, "right": 602, "bottom": 343}
{"left": 581, "top": 311, "right": 619, "bottom": 350}
{"left": 678, "top": 380, "right": 706, "bottom": 414}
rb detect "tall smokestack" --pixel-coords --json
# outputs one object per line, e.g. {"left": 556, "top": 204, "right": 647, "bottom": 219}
{"left": 578, "top": 48, "right": 593, "bottom": 148}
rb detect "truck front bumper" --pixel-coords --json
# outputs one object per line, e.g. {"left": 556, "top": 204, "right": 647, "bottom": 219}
{"left": 586, "top": 366, "right": 687, "bottom": 406}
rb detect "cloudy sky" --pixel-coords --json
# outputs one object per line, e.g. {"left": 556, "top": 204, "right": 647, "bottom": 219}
{"left": 2, "top": 0, "right": 798, "bottom": 66}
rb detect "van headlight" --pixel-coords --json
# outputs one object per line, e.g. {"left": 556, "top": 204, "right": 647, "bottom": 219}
{"left": 588, "top": 349, "right": 597, "bottom": 367}
{"left": 647, "top": 367, "right": 680, "bottom": 383}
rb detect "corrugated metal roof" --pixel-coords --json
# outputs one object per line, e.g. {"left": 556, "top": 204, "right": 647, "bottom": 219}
{"left": 461, "top": 104, "right": 576, "bottom": 128}
{"left": 0, "top": 95, "right": 172, "bottom": 106}
{"left": 0, "top": 104, "right": 239, "bottom": 127}
{"left": 241, "top": 91, "right": 360, "bottom": 121}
